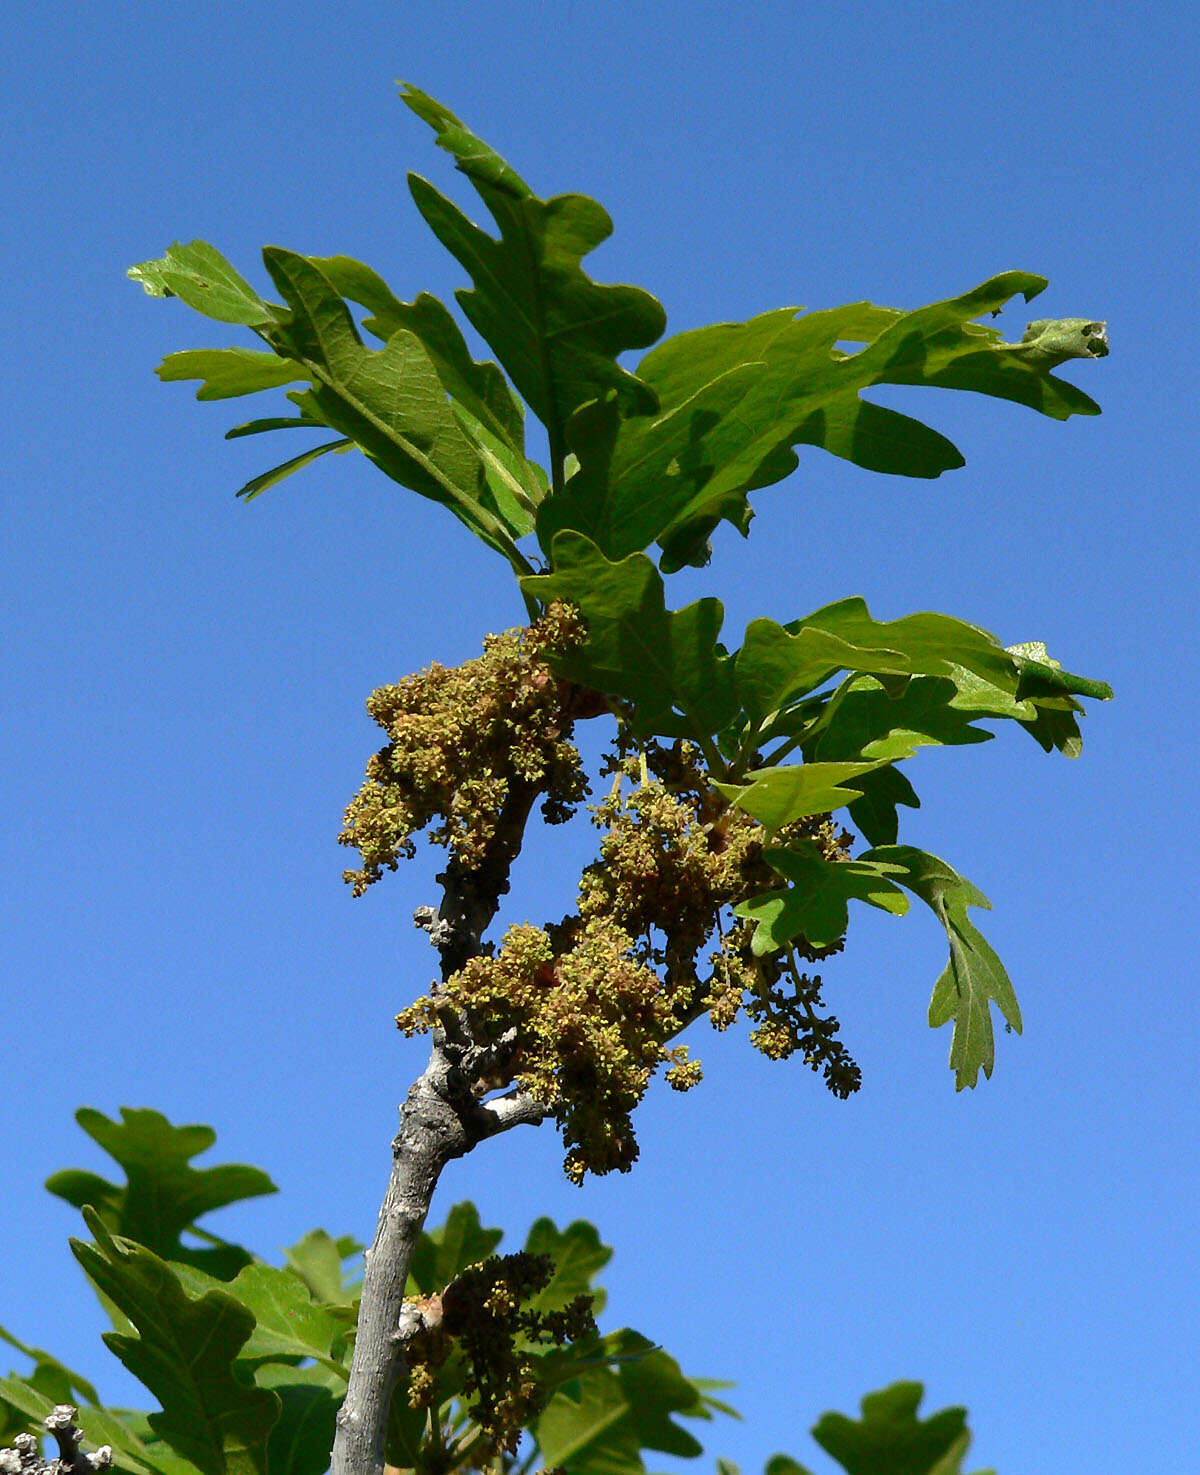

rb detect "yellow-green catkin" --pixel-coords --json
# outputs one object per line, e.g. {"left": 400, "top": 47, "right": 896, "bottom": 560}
{"left": 395, "top": 729, "right": 860, "bottom": 1179}
{"left": 340, "top": 603, "right": 590, "bottom": 894}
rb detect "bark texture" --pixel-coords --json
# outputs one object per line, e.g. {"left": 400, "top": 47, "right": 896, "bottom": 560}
{"left": 330, "top": 791, "right": 549, "bottom": 1475}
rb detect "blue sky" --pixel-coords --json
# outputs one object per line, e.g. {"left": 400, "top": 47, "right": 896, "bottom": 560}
{"left": 2, "top": 3, "right": 1196, "bottom": 1472}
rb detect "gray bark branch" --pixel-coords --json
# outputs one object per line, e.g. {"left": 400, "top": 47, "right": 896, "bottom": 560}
{"left": 330, "top": 1047, "right": 547, "bottom": 1475}
{"left": 330, "top": 784, "right": 550, "bottom": 1475}
{"left": 0, "top": 1409, "right": 111, "bottom": 1475}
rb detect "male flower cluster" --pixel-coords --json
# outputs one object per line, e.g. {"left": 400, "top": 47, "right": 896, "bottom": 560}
{"left": 344, "top": 612, "right": 862, "bottom": 1180}
{"left": 340, "top": 604, "right": 590, "bottom": 894}
{"left": 404, "top": 1252, "right": 595, "bottom": 1456}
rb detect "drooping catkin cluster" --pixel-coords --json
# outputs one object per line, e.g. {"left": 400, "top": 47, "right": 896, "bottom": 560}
{"left": 405, "top": 1253, "right": 595, "bottom": 1457}
{"left": 345, "top": 612, "right": 861, "bottom": 1180}
{"left": 339, "top": 603, "right": 590, "bottom": 895}
{"left": 399, "top": 913, "right": 693, "bottom": 1182}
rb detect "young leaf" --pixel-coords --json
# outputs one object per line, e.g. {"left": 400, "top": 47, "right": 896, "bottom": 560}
{"left": 157, "top": 349, "right": 312, "bottom": 402}
{"left": 235, "top": 439, "right": 354, "bottom": 502}
{"left": 863, "top": 847, "right": 1022, "bottom": 1089}
{"left": 734, "top": 843, "right": 909, "bottom": 955}
{"left": 45, "top": 1108, "right": 276, "bottom": 1279}
{"left": 522, "top": 1218, "right": 613, "bottom": 1319}
{"left": 845, "top": 764, "right": 922, "bottom": 848}
{"left": 580, "top": 275, "right": 1102, "bottom": 569}
{"left": 735, "top": 600, "right": 1020, "bottom": 731}
{"left": 522, "top": 531, "right": 737, "bottom": 743}
{"left": 803, "top": 675, "right": 996, "bottom": 766}
{"left": 400, "top": 85, "right": 666, "bottom": 471}
{"left": 1018, "top": 316, "right": 1109, "bottom": 366}
{"left": 714, "top": 762, "right": 884, "bottom": 831}
{"left": 166, "top": 1262, "right": 350, "bottom": 1376}
{"left": 128, "top": 243, "right": 279, "bottom": 329}
{"left": 255, "top": 1369, "right": 340, "bottom": 1475}
{"left": 307, "top": 254, "right": 527, "bottom": 452}
{"left": 1007, "top": 641, "right": 1113, "bottom": 757}
{"left": 282, "top": 1229, "right": 363, "bottom": 1306}
{"left": 71, "top": 1213, "right": 279, "bottom": 1475}
{"left": 802, "top": 1380, "right": 991, "bottom": 1475}
{"left": 448, "top": 399, "right": 541, "bottom": 535}
{"left": 406, "top": 1200, "right": 504, "bottom": 1295}
{"left": 258, "top": 247, "right": 529, "bottom": 564}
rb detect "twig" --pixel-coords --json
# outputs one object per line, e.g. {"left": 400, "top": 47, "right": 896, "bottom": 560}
{"left": 331, "top": 787, "right": 550, "bottom": 1475}
{"left": 0, "top": 1409, "right": 111, "bottom": 1475}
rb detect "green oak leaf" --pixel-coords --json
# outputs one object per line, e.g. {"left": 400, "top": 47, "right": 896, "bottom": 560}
{"left": 612, "top": 1339, "right": 710, "bottom": 1458}
{"left": 714, "top": 762, "right": 884, "bottom": 831}
{"left": 535, "top": 1365, "right": 640, "bottom": 1474}
{"left": 1017, "top": 697, "right": 1087, "bottom": 757}
{"left": 72, "top": 1214, "right": 279, "bottom": 1475}
{"left": 282, "top": 1229, "right": 363, "bottom": 1306}
{"left": 0, "top": 1375, "right": 37, "bottom": 1447}
{"left": 383, "top": 1385, "right": 429, "bottom": 1470}
{"left": 734, "top": 843, "right": 909, "bottom": 954}
{"left": 845, "top": 765, "right": 922, "bottom": 847}
{"left": 0, "top": 1324, "right": 99, "bottom": 1408}
{"left": 224, "top": 415, "right": 329, "bottom": 438}
{"left": 156, "top": 349, "right": 312, "bottom": 401}
{"left": 735, "top": 600, "right": 1021, "bottom": 731}
{"left": 531, "top": 1328, "right": 653, "bottom": 1408}
{"left": 522, "top": 531, "right": 737, "bottom": 742}
{"left": 234, "top": 439, "right": 355, "bottom": 503}
{"left": 523, "top": 1217, "right": 613, "bottom": 1319}
{"left": 535, "top": 363, "right": 761, "bottom": 562}
{"left": 448, "top": 398, "right": 542, "bottom": 536}
{"left": 306, "top": 254, "right": 527, "bottom": 452}
{"left": 1006, "top": 641, "right": 1113, "bottom": 757}
{"left": 400, "top": 85, "right": 665, "bottom": 464}
{"left": 863, "top": 847, "right": 1021, "bottom": 1089}
{"left": 167, "top": 1263, "right": 350, "bottom": 1377}
{"left": 533, "top": 1338, "right": 715, "bottom": 1475}
{"left": 406, "top": 1200, "right": 504, "bottom": 1295}
{"left": 765, "top": 1458, "right": 813, "bottom": 1475}
{"left": 132, "top": 243, "right": 544, "bottom": 538}
{"left": 45, "top": 1108, "right": 276, "bottom": 1280}
{"left": 306, "top": 255, "right": 545, "bottom": 531}
{"left": 106, "top": 1415, "right": 211, "bottom": 1475}
{"left": 128, "top": 242, "right": 279, "bottom": 328}
{"left": 567, "top": 274, "right": 1102, "bottom": 569}
{"left": 255, "top": 1369, "right": 340, "bottom": 1475}
{"left": 804, "top": 674, "right": 995, "bottom": 766}
{"left": 258, "top": 248, "right": 528, "bottom": 565}
{"left": 535, "top": 393, "right": 624, "bottom": 557}
{"left": 804, "top": 1380, "right": 993, "bottom": 1475}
